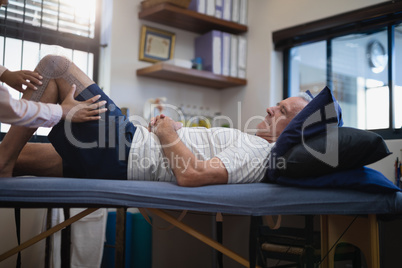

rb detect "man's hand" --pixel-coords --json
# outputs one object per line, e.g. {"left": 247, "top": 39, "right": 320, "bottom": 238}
{"left": 148, "top": 114, "right": 183, "bottom": 134}
{"left": 149, "top": 114, "right": 228, "bottom": 186}
{"left": 0, "top": 69, "right": 43, "bottom": 92}
{"left": 61, "top": 84, "right": 107, "bottom": 122}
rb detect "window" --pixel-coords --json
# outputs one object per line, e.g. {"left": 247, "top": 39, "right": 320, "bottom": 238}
{"left": 332, "top": 29, "right": 389, "bottom": 130}
{"left": 274, "top": 1, "right": 402, "bottom": 139}
{"left": 394, "top": 24, "right": 402, "bottom": 129}
{"left": 0, "top": 0, "right": 100, "bottom": 139}
{"left": 289, "top": 41, "right": 326, "bottom": 97}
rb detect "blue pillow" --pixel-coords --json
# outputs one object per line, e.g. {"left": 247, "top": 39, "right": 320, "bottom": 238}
{"left": 264, "top": 86, "right": 343, "bottom": 182}
{"left": 276, "top": 167, "right": 400, "bottom": 193}
{"left": 279, "top": 127, "right": 391, "bottom": 178}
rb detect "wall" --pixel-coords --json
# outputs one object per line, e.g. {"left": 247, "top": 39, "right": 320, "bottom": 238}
{"left": 0, "top": 209, "right": 47, "bottom": 268}
{"left": 369, "top": 139, "right": 402, "bottom": 181}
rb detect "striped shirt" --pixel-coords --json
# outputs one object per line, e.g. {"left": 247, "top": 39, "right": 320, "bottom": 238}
{"left": 127, "top": 126, "right": 273, "bottom": 184}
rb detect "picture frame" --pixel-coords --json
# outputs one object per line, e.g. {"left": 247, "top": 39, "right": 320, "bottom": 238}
{"left": 139, "top": 25, "right": 176, "bottom": 63}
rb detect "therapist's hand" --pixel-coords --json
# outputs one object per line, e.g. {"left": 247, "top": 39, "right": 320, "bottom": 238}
{"left": 61, "top": 84, "right": 108, "bottom": 122}
{"left": 0, "top": 69, "right": 43, "bottom": 92}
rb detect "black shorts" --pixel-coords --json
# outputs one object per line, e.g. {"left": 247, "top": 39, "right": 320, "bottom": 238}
{"left": 48, "top": 84, "right": 136, "bottom": 179}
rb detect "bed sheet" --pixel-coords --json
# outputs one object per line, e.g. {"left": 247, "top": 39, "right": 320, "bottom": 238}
{"left": 1, "top": 177, "right": 402, "bottom": 216}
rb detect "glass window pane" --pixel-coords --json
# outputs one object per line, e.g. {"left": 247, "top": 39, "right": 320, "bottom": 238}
{"left": 73, "top": 50, "right": 89, "bottom": 75}
{"left": 365, "top": 86, "right": 389, "bottom": 129}
{"left": 332, "top": 29, "right": 389, "bottom": 129}
{"left": 394, "top": 85, "right": 402, "bottom": 129}
{"left": 88, "top": 53, "right": 94, "bottom": 80}
{"left": 23, "top": 41, "right": 41, "bottom": 70}
{"left": 0, "top": 124, "right": 11, "bottom": 133}
{"left": 1, "top": 40, "right": 40, "bottom": 133}
{"left": 4, "top": 38, "right": 22, "bottom": 99}
{"left": 0, "top": 36, "right": 3, "bottom": 65}
{"left": 289, "top": 41, "right": 326, "bottom": 97}
{"left": 39, "top": 44, "right": 72, "bottom": 60}
{"left": 394, "top": 24, "right": 402, "bottom": 129}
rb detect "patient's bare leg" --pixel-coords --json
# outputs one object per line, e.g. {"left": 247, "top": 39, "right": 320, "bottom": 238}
{"left": 13, "top": 143, "right": 63, "bottom": 177}
{"left": 0, "top": 55, "right": 94, "bottom": 177}
{"left": 0, "top": 79, "right": 58, "bottom": 177}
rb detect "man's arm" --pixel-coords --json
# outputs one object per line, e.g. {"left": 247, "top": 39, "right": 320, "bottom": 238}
{"left": 152, "top": 115, "right": 228, "bottom": 187}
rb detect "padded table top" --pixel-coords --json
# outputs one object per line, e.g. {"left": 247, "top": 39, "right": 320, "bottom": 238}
{"left": 1, "top": 177, "right": 402, "bottom": 216}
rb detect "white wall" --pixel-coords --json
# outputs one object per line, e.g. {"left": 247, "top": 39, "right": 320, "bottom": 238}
{"left": 0, "top": 209, "right": 47, "bottom": 268}
{"left": 369, "top": 139, "right": 402, "bottom": 181}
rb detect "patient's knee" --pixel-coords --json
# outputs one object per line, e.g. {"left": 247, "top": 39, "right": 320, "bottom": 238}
{"left": 36, "top": 55, "right": 72, "bottom": 79}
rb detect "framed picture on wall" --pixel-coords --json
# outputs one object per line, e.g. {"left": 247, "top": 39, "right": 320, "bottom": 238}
{"left": 139, "top": 25, "right": 175, "bottom": 63}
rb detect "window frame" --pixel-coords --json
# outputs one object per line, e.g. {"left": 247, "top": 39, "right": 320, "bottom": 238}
{"left": 0, "top": 0, "right": 102, "bottom": 83}
{"left": 0, "top": 0, "right": 102, "bottom": 142}
{"left": 275, "top": 1, "right": 402, "bottom": 139}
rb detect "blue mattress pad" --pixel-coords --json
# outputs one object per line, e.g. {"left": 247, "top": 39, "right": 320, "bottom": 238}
{"left": 1, "top": 177, "right": 402, "bottom": 216}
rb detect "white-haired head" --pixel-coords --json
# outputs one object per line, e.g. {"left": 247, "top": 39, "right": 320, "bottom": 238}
{"left": 298, "top": 91, "right": 313, "bottom": 103}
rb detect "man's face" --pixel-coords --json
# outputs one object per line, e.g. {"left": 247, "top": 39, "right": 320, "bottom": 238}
{"left": 0, "top": 0, "right": 8, "bottom": 6}
{"left": 256, "top": 96, "right": 308, "bottom": 143}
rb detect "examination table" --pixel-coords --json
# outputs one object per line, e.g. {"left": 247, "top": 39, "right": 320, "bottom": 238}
{"left": 1, "top": 176, "right": 402, "bottom": 268}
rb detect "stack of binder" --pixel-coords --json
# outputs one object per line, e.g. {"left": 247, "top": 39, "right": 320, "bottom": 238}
{"left": 188, "top": 0, "right": 248, "bottom": 25}
{"left": 195, "top": 30, "right": 247, "bottom": 79}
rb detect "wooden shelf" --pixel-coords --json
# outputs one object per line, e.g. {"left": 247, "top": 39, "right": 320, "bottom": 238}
{"left": 137, "top": 3, "right": 248, "bottom": 89}
{"left": 136, "top": 62, "right": 247, "bottom": 89}
{"left": 138, "top": 3, "right": 248, "bottom": 34}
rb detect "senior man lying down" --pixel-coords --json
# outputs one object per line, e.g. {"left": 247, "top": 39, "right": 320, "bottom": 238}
{"left": 0, "top": 55, "right": 310, "bottom": 186}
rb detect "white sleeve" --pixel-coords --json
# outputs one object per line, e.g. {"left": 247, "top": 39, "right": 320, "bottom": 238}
{"left": 0, "top": 65, "right": 7, "bottom": 79}
{"left": 0, "top": 85, "right": 62, "bottom": 128}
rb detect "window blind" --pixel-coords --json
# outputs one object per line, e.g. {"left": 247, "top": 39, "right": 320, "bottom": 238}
{"left": 0, "top": 0, "right": 96, "bottom": 38}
